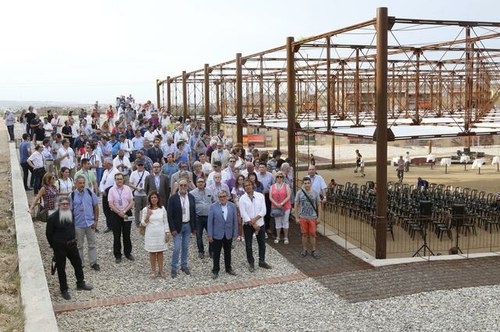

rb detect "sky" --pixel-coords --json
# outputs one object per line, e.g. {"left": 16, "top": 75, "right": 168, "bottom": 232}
{"left": 1, "top": 0, "right": 499, "bottom": 105}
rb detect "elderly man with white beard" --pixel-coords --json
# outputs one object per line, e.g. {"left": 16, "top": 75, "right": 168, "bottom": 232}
{"left": 46, "top": 196, "right": 93, "bottom": 300}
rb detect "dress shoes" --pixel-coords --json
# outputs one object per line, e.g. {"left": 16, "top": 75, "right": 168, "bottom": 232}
{"left": 180, "top": 267, "right": 191, "bottom": 275}
{"left": 91, "top": 263, "right": 101, "bottom": 271}
{"left": 103, "top": 228, "right": 112, "bottom": 233}
{"left": 198, "top": 252, "right": 205, "bottom": 259}
{"left": 77, "top": 283, "right": 93, "bottom": 291}
{"left": 171, "top": 270, "right": 178, "bottom": 279}
{"left": 61, "top": 290, "right": 71, "bottom": 300}
{"left": 248, "top": 265, "right": 255, "bottom": 273}
{"left": 125, "top": 254, "right": 135, "bottom": 261}
{"left": 115, "top": 257, "right": 122, "bottom": 264}
{"left": 226, "top": 269, "right": 237, "bottom": 276}
{"left": 212, "top": 272, "right": 219, "bottom": 280}
{"left": 258, "top": 262, "right": 272, "bottom": 269}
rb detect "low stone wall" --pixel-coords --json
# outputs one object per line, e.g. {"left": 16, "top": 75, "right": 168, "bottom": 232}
{"left": 9, "top": 142, "right": 58, "bottom": 331}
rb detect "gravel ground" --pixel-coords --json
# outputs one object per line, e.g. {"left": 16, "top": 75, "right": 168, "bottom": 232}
{"left": 33, "top": 208, "right": 300, "bottom": 303}
{"left": 33, "top": 203, "right": 500, "bottom": 331}
{"left": 55, "top": 279, "right": 500, "bottom": 332}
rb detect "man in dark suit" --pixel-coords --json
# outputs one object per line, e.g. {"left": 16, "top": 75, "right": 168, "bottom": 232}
{"left": 144, "top": 162, "right": 170, "bottom": 207}
{"left": 207, "top": 191, "right": 239, "bottom": 279}
{"left": 167, "top": 179, "right": 196, "bottom": 278}
{"left": 46, "top": 196, "right": 93, "bottom": 300}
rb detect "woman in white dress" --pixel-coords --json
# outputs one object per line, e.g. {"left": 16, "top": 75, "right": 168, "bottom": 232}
{"left": 141, "top": 192, "right": 170, "bottom": 278}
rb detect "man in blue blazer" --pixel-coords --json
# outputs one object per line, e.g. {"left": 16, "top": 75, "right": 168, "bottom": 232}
{"left": 207, "top": 191, "right": 239, "bottom": 279}
{"left": 167, "top": 179, "right": 196, "bottom": 278}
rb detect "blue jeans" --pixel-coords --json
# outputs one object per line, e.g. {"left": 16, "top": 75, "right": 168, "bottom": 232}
{"left": 171, "top": 223, "right": 191, "bottom": 271}
{"left": 196, "top": 216, "right": 213, "bottom": 255}
{"left": 96, "top": 167, "right": 104, "bottom": 185}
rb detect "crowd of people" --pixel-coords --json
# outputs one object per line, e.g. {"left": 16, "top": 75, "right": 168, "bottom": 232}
{"left": 11, "top": 96, "right": 327, "bottom": 300}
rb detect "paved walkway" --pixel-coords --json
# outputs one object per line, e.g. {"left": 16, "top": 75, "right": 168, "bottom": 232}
{"left": 53, "top": 272, "right": 306, "bottom": 314}
{"left": 269, "top": 221, "right": 500, "bottom": 303}
{"left": 268, "top": 221, "right": 373, "bottom": 277}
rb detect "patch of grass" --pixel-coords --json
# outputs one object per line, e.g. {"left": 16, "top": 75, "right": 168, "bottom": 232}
{"left": 0, "top": 220, "right": 8, "bottom": 230}
{"left": 0, "top": 299, "right": 24, "bottom": 332}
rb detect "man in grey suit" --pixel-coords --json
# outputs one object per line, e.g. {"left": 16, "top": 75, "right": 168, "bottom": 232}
{"left": 144, "top": 162, "right": 170, "bottom": 207}
{"left": 207, "top": 191, "right": 239, "bottom": 279}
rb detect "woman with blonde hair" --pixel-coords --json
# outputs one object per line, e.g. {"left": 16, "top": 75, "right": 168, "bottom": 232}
{"left": 269, "top": 171, "right": 292, "bottom": 244}
{"left": 141, "top": 192, "right": 170, "bottom": 278}
{"left": 29, "top": 172, "right": 59, "bottom": 222}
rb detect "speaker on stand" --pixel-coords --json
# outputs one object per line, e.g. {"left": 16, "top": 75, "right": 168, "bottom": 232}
{"left": 452, "top": 203, "right": 466, "bottom": 254}
{"left": 413, "top": 200, "right": 434, "bottom": 257}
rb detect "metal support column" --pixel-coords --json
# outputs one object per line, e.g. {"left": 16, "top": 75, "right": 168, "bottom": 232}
{"left": 355, "top": 48, "right": 361, "bottom": 125}
{"left": 182, "top": 71, "right": 188, "bottom": 120}
{"left": 375, "top": 7, "right": 388, "bottom": 259}
{"left": 166, "top": 76, "right": 171, "bottom": 114}
{"left": 326, "top": 37, "right": 332, "bottom": 132}
{"left": 286, "top": 37, "right": 297, "bottom": 188}
{"left": 204, "top": 64, "right": 211, "bottom": 135}
{"left": 156, "top": 80, "right": 161, "bottom": 110}
{"left": 236, "top": 53, "right": 243, "bottom": 144}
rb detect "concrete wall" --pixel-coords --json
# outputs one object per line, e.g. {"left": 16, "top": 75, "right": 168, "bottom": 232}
{"left": 9, "top": 142, "right": 58, "bottom": 331}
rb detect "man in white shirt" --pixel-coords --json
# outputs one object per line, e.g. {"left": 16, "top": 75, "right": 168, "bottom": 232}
{"left": 160, "top": 126, "right": 171, "bottom": 145}
{"left": 51, "top": 113, "right": 63, "bottom": 134}
{"left": 173, "top": 125, "right": 189, "bottom": 145}
{"left": 131, "top": 129, "right": 145, "bottom": 151}
{"left": 143, "top": 125, "right": 157, "bottom": 142}
{"left": 57, "top": 139, "right": 76, "bottom": 178}
{"left": 206, "top": 161, "right": 229, "bottom": 188}
{"left": 118, "top": 134, "right": 133, "bottom": 160}
{"left": 113, "top": 149, "right": 132, "bottom": 183}
{"left": 27, "top": 144, "right": 46, "bottom": 194}
{"left": 307, "top": 165, "right": 327, "bottom": 201}
{"left": 238, "top": 180, "right": 272, "bottom": 272}
{"left": 128, "top": 160, "right": 149, "bottom": 226}
{"left": 43, "top": 117, "right": 53, "bottom": 139}
{"left": 199, "top": 153, "right": 213, "bottom": 176}
{"left": 161, "top": 136, "right": 176, "bottom": 160}
{"left": 207, "top": 172, "right": 231, "bottom": 198}
{"left": 240, "top": 161, "right": 255, "bottom": 178}
{"left": 99, "top": 158, "right": 119, "bottom": 232}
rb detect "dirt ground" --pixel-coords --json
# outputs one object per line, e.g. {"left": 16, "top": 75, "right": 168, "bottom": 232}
{"left": 299, "top": 161, "right": 500, "bottom": 194}
{"left": 0, "top": 124, "right": 23, "bottom": 331}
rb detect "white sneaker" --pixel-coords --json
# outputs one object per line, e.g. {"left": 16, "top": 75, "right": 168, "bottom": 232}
{"left": 274, "top": 239, "right": 279, "bottom": 244}
{"left": 284, "top": 238, "right": 289, "bottom": 244}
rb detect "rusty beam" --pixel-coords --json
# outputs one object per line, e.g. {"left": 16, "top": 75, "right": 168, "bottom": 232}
{"left": 375, "top": 7, "right": 388, "bottom": 260}
{"left": 286, "top": 36, "right": 297, "bottom": 190}
{"left": 236, "top": 53, "right": 244, "bottom": 144}
{"left": 204, "top": 64, "right": 211, "bottom": 135}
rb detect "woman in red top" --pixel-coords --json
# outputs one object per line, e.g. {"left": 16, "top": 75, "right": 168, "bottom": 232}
{"left": 269, "top": 171, "right": 292, "bottom": 244}
{"left": 106, "top": 105, "right": 114, "bottom": 125}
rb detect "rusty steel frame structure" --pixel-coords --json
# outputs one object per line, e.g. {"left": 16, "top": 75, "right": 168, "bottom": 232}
{"left": 157, "top": 8, "right": 500, "bottom": 258}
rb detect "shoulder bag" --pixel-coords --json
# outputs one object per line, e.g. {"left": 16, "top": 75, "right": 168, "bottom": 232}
{"left": 300, "top": 189, "right": 318, "bottom": 216}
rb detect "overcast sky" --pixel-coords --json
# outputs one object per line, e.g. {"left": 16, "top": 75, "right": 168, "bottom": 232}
{"left": 1, "top": 0, "right": 499, "bottom": 105}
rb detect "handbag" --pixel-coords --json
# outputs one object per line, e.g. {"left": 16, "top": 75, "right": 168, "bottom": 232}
{"left": 270, "top": 207, "right": 284, "bottom": 217}
{"left": 36, "top": 204, "right": 49, "bottom": 223}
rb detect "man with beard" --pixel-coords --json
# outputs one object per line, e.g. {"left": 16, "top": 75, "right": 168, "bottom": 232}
{"left": 46, "top": 196, "right": 93, "bottom": 300}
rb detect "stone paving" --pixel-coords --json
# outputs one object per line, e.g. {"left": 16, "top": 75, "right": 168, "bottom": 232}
{"left": 270, "top": 222, "right": 500, "bottom": 303}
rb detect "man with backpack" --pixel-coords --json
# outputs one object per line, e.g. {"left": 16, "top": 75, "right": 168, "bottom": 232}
{"left": 70, "top": 175, "right": 101, "bottom": 271}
